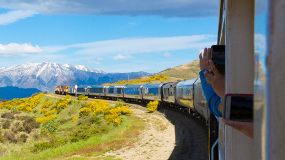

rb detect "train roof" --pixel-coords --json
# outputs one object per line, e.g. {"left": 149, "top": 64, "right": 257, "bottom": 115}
{"left": 124, "top": 84, "right": 144, "bottom": 88}
{"left": 143, "top": 83, "right": 165, "bottom": 88}
{"left": 176, "top": 78, "right": 198, "bottom": 87}
{"left": 104, "top": 85, "right": 125, "bottom": 88}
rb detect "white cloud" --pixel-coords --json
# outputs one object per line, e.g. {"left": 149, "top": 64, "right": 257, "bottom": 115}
{"left": 43, "top": 35, "right": 216, "bottom": 56}
{"left": 0, "top": 0, "right": 219, "bottom": 17}
{"left": 0, "top": 43, "right": 42, "bottom": 57}
{"left": 164, "top": 52, "right": 172, "bottom": 57}
{"left": 0, "top": 10, "right": 38, "bottom": 25}
{"left": 112, "top": 54, "right": 134, "bottom": 60}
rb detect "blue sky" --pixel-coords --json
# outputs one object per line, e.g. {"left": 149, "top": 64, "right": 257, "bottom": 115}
{"left": 0, "top": 0, "right": 219, "bottom": 73}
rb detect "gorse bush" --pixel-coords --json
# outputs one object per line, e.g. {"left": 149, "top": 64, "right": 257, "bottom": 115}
{"left": 79, "top": 99, "right": 109, "bottom": 116}
{"left": 78, "top": 99, "right": 133, "bottom": 126}
{"left": 77, "top": 95, "right": 88, "bottom": 100}
{"left": 0, "top": 93, "right": 44, "bottom": 112}
{"left": 56, "top": 98, "right": 70, "bottom": 110}
{"left": 147, "top": 100, "right": 159, "bottom": 112}
{"left": 17, "top": 93, "right": 44, "bottom": 112}
{"left": 104, "top": 75, "right": 169, "bottom": 85}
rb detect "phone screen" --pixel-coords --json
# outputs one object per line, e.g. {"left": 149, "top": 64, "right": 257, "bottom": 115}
{"left": 211, "top": 45, "right": 225, "bottom": 74}
{"left": 229, "top": 95, "right": 253, "bottom": 121}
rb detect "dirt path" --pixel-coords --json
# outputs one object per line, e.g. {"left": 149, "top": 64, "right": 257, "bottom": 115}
{"left": 104, "top": 104, "right": 176, "bottom": 160}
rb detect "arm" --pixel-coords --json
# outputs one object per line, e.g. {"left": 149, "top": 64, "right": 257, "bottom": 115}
{"left": 199, "top": 69, "right": 222, "bottom": 117}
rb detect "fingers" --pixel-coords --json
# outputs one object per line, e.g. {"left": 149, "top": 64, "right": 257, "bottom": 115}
{"left": 208, "top": 60, "right": 219, "bottom": 74}
{"left": 204, "top": 70, "right": 214, "bottom": 85}
{"left": 206, "top": 48, "right": 211, "bottom": 60}
{"left": 221, "top": 118, "right": 254, "bottom": 138}
{"left": 199, "top": 52, "right": 202, "bottom": 60}
{"left": 203, "top": 48, "right": 207, "bottom": 58}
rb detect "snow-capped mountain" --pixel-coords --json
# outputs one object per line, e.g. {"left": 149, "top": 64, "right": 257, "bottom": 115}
{"left": 0, "top": 62, "right": 150, "bottom": 92}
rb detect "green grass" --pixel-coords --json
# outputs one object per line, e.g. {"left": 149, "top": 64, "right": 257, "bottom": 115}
{"left": 1, "top": 115, "right": 144, "bottom": 160}
{"left": 0, "top": 94, "right": 145, "bottom": 160}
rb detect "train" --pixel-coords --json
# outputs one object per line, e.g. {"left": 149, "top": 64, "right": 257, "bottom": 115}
{"left": 54, "top": 78, "right": 211, "bottom": 123}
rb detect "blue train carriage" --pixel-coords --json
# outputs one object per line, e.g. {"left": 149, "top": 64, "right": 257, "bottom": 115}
{"left": 66, "top": 85, "right": 76, "bottom": 96}
{"left": 161, "top": 82, "right": 180, "bottom": 107}
{"left": 76, "top": 85, "right": 89, "bottom": 96}
{"left": 175, "top": 78, "right": 198, "bottom": 113}
{"left": 193, "top": 78, "right": 210, "bottom": 122}
{"left": 123, "top": 84, "right": 144, "bottom": 102}
{"left": 103, "top": 85, "right": 125, "bottom": 100}
{"left": 142, "top": 83, "right": 165, "bottom": 102}
{"left": 89, "top": 85, "right": 104, "bottom": 98}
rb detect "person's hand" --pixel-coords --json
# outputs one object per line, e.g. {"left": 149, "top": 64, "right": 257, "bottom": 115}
{"left": 204, "top": 60, "right": 225, "bottom": 98}
{"left": 221, "top": 118, "right": 253, "bottom": 139}
{"left": 199, "top": 48, "right": 211, "bottom": 70}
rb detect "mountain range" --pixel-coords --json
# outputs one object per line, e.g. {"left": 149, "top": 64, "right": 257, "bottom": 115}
{"left": 0, "top": 62, "right": 150, "bottom": 92}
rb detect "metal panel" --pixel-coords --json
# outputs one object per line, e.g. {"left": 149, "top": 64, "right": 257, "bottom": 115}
{"left": 142, "top": 83, "right": 164, "bottom": 101}
{"left": 175, "top": 78, "right": 197, "bottom": 109}
{"left": 76, "top": 86, "right": 89, "bottom": 95}
{"left": 89, "top": 86, "right": 104, "bottom": 96}
{"left": 224, "top": 0, "right": 255, "bottom": 159}
{"left": 264, "top": 0, "right": 285, "bottom": 159}
{"left": 104, "top": 85, "right": 124, "bottom": 98}
{"left": 193, "top": 78, "right": 209, "bottom": 121}
{"left": 123, "top": 85, "right": 144, "bottom": 99}
{"left": 162, "top": 82, "right": 178, "bottom": 104}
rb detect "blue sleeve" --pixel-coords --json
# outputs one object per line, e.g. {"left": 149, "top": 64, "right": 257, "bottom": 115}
{"left": 199, "top": 69, "right": 222, "bottom": 117}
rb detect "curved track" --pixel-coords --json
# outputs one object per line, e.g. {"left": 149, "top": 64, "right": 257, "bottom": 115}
{"left": 158, "top": 106, "right": 208, "bottom": 160}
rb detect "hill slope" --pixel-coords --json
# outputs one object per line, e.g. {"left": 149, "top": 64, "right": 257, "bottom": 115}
{"left": 154, "top": 60, "right": 200, "bottom": 80}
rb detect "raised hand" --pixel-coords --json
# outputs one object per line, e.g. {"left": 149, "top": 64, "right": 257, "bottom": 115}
{"left": 199, "top": 48, "right": 211, "bottom": 70}
{"left": 204, "top": 60, "right": 225, "bottom": 98}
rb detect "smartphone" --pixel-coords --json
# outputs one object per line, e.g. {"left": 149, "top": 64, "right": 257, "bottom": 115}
{"left": 211, "top": 45, "right": 225, "bottom": 75}
{"left": 223, "top": 94, "right": 253, "bottom": 121}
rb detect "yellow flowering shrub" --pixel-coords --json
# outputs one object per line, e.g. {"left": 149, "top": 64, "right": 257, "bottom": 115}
{"left": 147, "top": 100, "right": 159, "bottom": 112}
{"left": 40, "top": 108, "right": 46, "bottom": 113}
{"left": 56, "top": 98, "right": 70, "bottom": 110}
{"left": 77, "top": 95, "right": 88, "bottom": 100}
{"left": 71, "top": 116, "right": 77, "bottom": 122}
{"left": 36, "top": 115, "right": 57, "bottom": 123}
{"left": 17, "top": 93, "right": 43, "bottom": 112}
{"left": 45, "top": 108, "right": 56, "bottom": 117}
{"left": 79, "top": 107, "right": 92, "bottom": 116}
{"left": 104, "top": 75, "right": 169, "bottom": 85}
{"left": 78, "top": 99, "right": 133, "bottom": 126}
{"left": 42, "top": 101, "right": 53, "bottom": 109}
{"left": 66, "top": 94, "right": 71, "bottom": 99}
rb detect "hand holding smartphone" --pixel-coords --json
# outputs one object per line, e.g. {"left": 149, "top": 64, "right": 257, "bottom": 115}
{"left": 223, "top": 94, "right": 253, "bottom": 121}
{"left": 211, "top": 45, "right": 225, "bottom": 75}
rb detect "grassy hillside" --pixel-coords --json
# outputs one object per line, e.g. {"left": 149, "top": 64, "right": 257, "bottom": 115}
{"left": 155, "top": 60, "right": 200, "bottom": 80}
{"left": 0, "top": 93, "right": 143, "bottom": 159}
{"left": 105, "top": 60, "right": 200, "bottom": 85}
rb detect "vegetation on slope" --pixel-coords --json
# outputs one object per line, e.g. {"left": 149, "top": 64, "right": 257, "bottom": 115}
{"left": 104, "top": 75, "right": 169, "bottom": 85}
{"left": 154, "top": 60, "right": 200, "bottom": 80}
{"left": 0, "top": 93, "right": 142, "bottom": 159}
